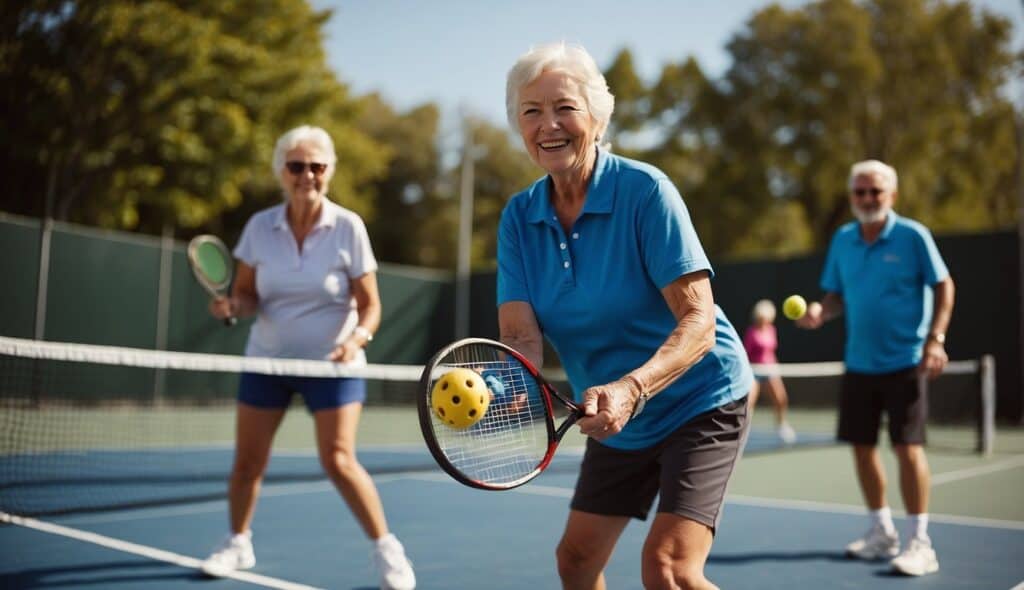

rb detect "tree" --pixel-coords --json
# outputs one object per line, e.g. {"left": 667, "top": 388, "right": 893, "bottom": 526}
{"left": 707, "top": 0, "right": 1018, "bottom": 253}
{"left": 0, "top": 1, "right": 388, "bottom": 238}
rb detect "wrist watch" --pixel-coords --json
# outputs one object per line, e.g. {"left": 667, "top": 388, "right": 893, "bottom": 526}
{"left": 354, "top": 326, "right": 373, "bottom": 344}
{"left": 630, "top": 391, "right": 650, "bottom": 420}
{"left": 928, "top": 332, "right": 946, "bottom": 344}
{"left": 623, "top": 374, "right": 650, "bottom": 420}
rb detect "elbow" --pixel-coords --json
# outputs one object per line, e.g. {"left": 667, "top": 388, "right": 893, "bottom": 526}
{"left": 694, "top": 308, "right": 716, "bottom": 360}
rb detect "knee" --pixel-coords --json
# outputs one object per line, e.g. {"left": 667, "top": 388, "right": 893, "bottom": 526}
{"left": 231, "top": 455, "right": 268, "bottom": 483}
{"left": 319, "top": 447, "right": 360, "bottom": 481}
{"left": 641, "top": 548, "right": 710, "bottom": 590}
{"left": 555, "top": 538, "right": 595, "bottom": 582}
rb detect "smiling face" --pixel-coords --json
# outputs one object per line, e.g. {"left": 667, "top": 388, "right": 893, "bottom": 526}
{"left": 516, "top": 69, "right": 599, "bottom": 178}
{"left": 849, "top": 172, "right": 896, "bottom": 225}
{"left": 281, "top": 143, "right": 330, "bottom": 206}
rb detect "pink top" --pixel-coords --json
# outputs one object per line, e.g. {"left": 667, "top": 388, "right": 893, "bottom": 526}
{"left": 743, "top": 324, "right": 778, "bottom": 365}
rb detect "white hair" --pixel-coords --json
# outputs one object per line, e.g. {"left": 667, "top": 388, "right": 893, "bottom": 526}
{"left": 752, "top": 299, "right": 776, "bottom": 323}
{"left": 505, "top": 42, "right": 615, "bottom": 144}
{"left": 848, "top": 159, "right": 898, "bottom": 192}
{"left": 272, "top": 125, "right": 337, "bottom": 183}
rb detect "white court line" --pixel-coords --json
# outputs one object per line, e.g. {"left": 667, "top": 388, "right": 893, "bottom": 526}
{"left": 0, "top": 511, "right": 322, "bottom": 590}
{"left": 932, "top": 455, "right": 1024, "bottom": 486}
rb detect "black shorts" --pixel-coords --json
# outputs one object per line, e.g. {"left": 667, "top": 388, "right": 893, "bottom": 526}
{"left": 837, "top": 368, "right": 927, "bottom": 446}
{"left": 570, "top": 397, "right": 749, "bottom": 532}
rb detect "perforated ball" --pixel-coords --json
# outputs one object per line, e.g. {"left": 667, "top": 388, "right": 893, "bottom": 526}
{"left": 431, "top": 368, "right": 490, "bottom": 429}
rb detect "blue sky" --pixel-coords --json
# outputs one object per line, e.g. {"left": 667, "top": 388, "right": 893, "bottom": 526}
{"left": 314, "top": 0, "right": 1022, "bottom": 131}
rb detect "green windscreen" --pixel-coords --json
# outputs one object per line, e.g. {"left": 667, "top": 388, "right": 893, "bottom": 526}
{"left": 196, "top": 242, "right": 229, "bottom": 284}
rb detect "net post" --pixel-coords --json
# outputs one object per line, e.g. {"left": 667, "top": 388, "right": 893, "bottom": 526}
{"left": 977, "top": 355, "right": 996, "bottom": 456}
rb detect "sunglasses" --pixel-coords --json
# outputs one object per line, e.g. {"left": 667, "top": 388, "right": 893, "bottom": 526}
{"left": 285, "top": 161, "right": 328, "bottom": 176}
{"left": 852, "top": 187, "right": 884, "bottom": 197}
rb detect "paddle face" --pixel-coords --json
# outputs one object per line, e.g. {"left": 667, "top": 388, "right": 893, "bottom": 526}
{"left": 187, "top": 235, "right": 236, "bottom": 326}
{"left": 417, "top": 338, "right": 580, "bottom": 490}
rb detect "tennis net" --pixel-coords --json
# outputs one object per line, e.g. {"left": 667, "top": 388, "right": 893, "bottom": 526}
{"left": 748, "top": 357, "right": 996, "bottom": 455}
{"left": 0, "top": 336, "right": 996, "bottom": 517}
{"left": 0, "top": 336, "right": 431, "bottom": 517}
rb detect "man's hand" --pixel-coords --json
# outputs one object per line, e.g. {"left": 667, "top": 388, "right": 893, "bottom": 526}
{"left": 795, "top": 301, "right": 825, "bottom": 329}
{"left": 918, "top": 340, "right": 948, "bottom": 379}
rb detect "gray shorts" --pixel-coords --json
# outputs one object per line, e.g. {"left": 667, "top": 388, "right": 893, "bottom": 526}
{"left": 570, "top": 397, "right": 749, "bottom": 532}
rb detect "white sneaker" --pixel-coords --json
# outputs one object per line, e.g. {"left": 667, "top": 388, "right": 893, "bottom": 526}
{"left": 890, "top": 537, "right": 939, "bottom": 576}
{"left": 845, "top": 525, "right": 900, "bottom": 560}
{"left": 201, "top": 531, "right": 256, "bottom": 577}
{"left": 777, "top": 423, "right": 797, "bottom": 445}
{"left": 373, "top": 534, "right": 416, "bottom": 590}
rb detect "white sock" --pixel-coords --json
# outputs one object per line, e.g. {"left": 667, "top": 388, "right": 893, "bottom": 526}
{"left": 375, "top": 533, "right": 397, "bottom": 548}
{"left": 907, "top": 513, "right": 929, "bottom": 542}
{"left": 871, "top": 507, "right": 896, "bottom": 534}
{"left": 231, "top": 531, "right": 251, "bottom": 543}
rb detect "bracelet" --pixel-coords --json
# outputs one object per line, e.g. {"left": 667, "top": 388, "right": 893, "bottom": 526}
{"left": 353, "top": 326, "right": 374, "bottom": 344}
{"left": 622, "top": 374, "right": 650, "bottom": 420}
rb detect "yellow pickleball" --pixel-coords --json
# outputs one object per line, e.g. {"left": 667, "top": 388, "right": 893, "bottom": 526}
{"left": 782, "top": 295, "right": 808, "bottom": 320}
{"left": 431, "top": 368, "right": 490, "bottom": 429}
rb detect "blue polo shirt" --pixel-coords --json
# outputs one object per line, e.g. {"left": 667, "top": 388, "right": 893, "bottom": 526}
{"left": 821, "top": 212, "right": 949, "bottom": 374}
{"left": 497, "top": 149, "right": 752, "bottom": 450}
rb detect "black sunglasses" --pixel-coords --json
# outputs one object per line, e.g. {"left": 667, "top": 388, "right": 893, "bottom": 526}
{"left": 852, "top": 187, "right": 883, "bottom": 197}
{"left": 285, "top": 161, "right": 328, "bottom": 176}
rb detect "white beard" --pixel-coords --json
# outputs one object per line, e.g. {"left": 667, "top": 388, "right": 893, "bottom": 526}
{"left": 851, "top": 203, "right": 889, "bottom": 224}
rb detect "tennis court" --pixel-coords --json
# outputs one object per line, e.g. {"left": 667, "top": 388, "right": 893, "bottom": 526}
{"left": 2, "top": 338, "right": 1022, "bottom": 589}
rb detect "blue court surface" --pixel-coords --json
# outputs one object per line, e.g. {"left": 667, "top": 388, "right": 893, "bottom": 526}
{"left": 2, "top": 425, "right": 1023, "bottom": 589}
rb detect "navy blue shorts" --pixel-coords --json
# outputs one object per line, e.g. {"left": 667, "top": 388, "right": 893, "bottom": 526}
{"left": 237, "top": 372, "right": 367, "bottom": 412}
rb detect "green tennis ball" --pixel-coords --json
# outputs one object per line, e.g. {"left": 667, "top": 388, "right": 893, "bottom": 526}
{"left": 782, "top": 295, "right": 808, "bottom": 320}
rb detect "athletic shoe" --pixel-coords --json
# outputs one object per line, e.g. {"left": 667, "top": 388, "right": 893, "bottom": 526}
{"left": 777, "top": 423, "right": 797, "bottom": 445}
{"left": 373, "top": 534, "right": 416, "bottom": 590}
{"left": 201, "top": 531, "right": 256, "bottom": 577}
{"left": 890, "top": 538, "right": 939, "bottom": 576}
{"left": 845, "top": 525, "right": 900, "bottom": 560}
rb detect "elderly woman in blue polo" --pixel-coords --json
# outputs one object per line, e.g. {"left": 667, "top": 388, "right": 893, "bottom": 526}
{"left": 497, "top": 43, "right": 754, "bottom": 590}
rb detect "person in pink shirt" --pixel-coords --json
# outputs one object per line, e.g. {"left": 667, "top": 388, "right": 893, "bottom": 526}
{"left": 743, "top": 299, "right": 796, "bottom": 443}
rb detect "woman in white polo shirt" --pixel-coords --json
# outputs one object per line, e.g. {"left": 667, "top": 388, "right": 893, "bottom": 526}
{"left": 202, "top": 125, "right": 415, "bottom": 590}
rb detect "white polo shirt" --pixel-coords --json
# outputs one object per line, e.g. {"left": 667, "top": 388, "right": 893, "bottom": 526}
{"left": 234, "top": 198, "right": 378, "bottom": 362}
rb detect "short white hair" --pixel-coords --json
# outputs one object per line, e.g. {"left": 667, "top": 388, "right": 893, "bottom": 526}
{"left": 272, "top": 125, "right": 337, "bottom": 183}
{"left": 848, "top": 159, "right": 898, "bottom": 192}
{"left": 505, "top": 42, "right": 615, "bottom": 143}
{"left": 752, "top": 299, "right": 776, "bottom": 323}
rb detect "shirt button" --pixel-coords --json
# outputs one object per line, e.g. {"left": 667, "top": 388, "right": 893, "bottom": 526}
{"left": 559, "top": 242, "right": 567, "bottom": 250}
{"left": 563, "top": 261, "right": 570, "bottom": 269}
{"left": 572, "top": 232, "right": 579, "bottom": 239}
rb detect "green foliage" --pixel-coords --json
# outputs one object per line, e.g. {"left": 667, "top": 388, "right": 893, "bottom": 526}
{"left": 694, "top": 0, "right": 1018, "bottom": 255}
{"left": 0, "top": 0, "right": 388, "bottom": 239}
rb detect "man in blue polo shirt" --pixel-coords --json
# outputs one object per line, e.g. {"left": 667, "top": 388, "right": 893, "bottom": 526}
{"left": 798, "top": 159, "right": 955, "bottom": 577}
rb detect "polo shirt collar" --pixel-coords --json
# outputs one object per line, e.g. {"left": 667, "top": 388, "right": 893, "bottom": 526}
{"left": 272, "top": 197, "right": 337, "bottom": 231}
{"left": 857, "top": 210, "right": 898, "bottom": 243}
{"left": 526, "top": 146, "right": 614, "bottom": 224}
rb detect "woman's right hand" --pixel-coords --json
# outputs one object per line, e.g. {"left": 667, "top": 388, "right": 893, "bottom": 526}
{"left": 208, "top": 296, "right": 235, "bottom": 320}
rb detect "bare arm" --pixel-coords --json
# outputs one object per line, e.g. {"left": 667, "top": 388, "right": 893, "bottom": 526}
{"left": 498, "top": 301, "right": 544, "bottom": 368}
{"left": 577, "top": 271, "right": 716, "bottom": 440}
{"left": 330, "top": 271, "right": 382, "bottom": 362}
{"left": 920, "top": 276, "right": 955, "bottom": 378}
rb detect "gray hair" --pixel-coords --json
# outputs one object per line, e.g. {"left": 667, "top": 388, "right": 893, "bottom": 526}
{"left": 848, "top": 159, "right": 898, "bottom": 192}
{"left": 752, "top": 299, "right": 776, "bottom": 323}
{"left": 505, "top": 42, "right": 615, "bottom": 144}
{"left": 272, "top": 125, "right": 337, "bottom": 183}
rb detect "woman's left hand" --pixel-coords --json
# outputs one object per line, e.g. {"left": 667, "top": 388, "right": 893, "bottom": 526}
{"left": 576, "top": 379, "right": 638, "bottom": 441}
{"left": 329, "top": 339, "right": 362, "bottom": 363}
